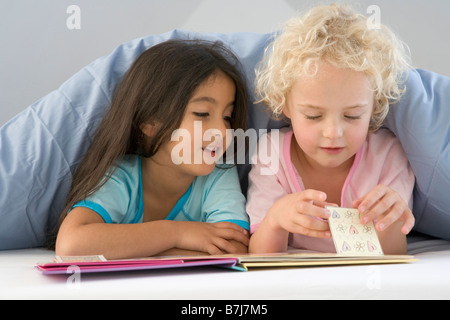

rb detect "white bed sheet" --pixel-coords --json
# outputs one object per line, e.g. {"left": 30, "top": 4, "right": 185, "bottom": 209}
{"left": 1, "top": 234, "right": 449, "bottom": 300}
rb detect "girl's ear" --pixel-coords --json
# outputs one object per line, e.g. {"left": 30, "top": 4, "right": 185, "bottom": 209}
{"left": 281, "top": 105, "right": 291, "bottom": 119}
{"left": 281, "top": 94, "right": 291, "bottom": 119}
{"left": 140, "top": 123, "right": 157, "bottom": 138}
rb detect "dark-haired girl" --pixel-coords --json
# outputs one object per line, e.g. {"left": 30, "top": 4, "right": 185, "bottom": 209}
{"left": 55, "top": 40, "right": 249, "bottom": 259}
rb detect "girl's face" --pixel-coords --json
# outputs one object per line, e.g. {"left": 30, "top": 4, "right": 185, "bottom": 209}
{"left": 284, "top": 62, "right": 374, "bottom": 171}
{"left": 165, "top": 70, "right": 236, "bottom": 176}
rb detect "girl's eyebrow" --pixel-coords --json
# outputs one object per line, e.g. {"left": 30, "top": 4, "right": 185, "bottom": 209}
{"left": 190, "top": 96, "right": 217, "bottom": 104}
{"left": 297, "top": 104, "right": 323, "bottom": 110}
{"left": 190, "top": 96, "right": 234, "bottom": 107}
{"left": 344, "top": 104, "right": 368, "bottom": 110}
{"left": 297, "top": 104, "right": 368, "bottom": 110}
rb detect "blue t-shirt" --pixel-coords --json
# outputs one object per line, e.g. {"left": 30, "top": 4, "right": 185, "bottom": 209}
{"left": 72, "top": 155, "right": 249, "bottom": 230}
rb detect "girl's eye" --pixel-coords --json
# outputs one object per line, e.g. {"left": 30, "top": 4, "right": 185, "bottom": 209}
{"left": 223, "top": 116, "right": 232, "bottom": 123}
{"left": 305, "top": 115, "right": 321, "bottom": 120}
{"left": 193, "top": 112, "right": 209, "bottom": 118}
{"left": 345, "top": 115, "right": 362, "bottom": 120}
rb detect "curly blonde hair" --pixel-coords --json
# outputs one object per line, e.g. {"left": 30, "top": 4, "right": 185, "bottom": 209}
{"left": 255, "top": 3, "right": 411, "bottom": 131}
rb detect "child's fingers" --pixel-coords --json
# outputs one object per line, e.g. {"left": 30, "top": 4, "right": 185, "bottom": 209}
{"left": 289, "top": 223, "right": 332, "bottom": 239}
{"left": 362, "top": 196, "right": 399, "bottom": 225}
{"left": 376, "top": 205, "right": 415, "bottom": 234}
{"left": 356, "top": 185, "right": 390, "bottom": 215}
{"left": 352, "top": 198, "right": 363, "bottom": 208}
{"left": 204, "top": 243, "right": 226, "bottom": 255}
{"left": 210, "top": 237, "right": 239, "bottom": 255}
{"left": 400, "top": 212, "right": 415, "bottom": 235}
{"left": 356, "top": 185, "right": 415, "bottom": 234}
{"left": 299, "top": 189, "right": 327, "bottom": 203}
{"left": 202, "top": 226, "right": 250, "bottom": 255}
{"left": 214, "top": 222, "right": 249, "bottom": 245}
{"left": 300, "top": 229, "right": 331, "bottom": 239}
{"left": 295, "top": 200, "right": 331, "bottom": 220}
{"left": 295, "top": 189, "right": 331, "bottom": 220}
{"left": 283, "top": 211, "right": 331, "bottom": 239}
{"left": 215, "top": 221, "right": 249, "bottom": 235}
{"left": 314, "top": 200, "right": 339, "bottom": 209}
{"left": 293, "top": 212, "right": 330, "bottom": 231}
{"left": 357, "top": 185, "right": 400, "bottom": 221}
{"left": 372, "top": 201, "right": 406, "bottom": 231}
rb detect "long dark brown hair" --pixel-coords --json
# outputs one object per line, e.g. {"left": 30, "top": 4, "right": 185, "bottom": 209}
{"left": 49, "top": 40, "right": 248, "bottom": 246}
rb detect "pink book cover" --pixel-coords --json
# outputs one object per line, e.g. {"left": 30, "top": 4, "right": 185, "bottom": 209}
{"left": 36, "top": 255, "right": 240, "bottom": 274}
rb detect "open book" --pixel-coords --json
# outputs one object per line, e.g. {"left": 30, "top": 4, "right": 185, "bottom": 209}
{"left": 36, "top": 253, "right": 417, "bottom": 274}
{"left": 37, "top": 207, "right": 417, "bottom": 274}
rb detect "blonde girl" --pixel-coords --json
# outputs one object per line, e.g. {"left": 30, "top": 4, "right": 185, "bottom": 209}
{"left": 247, "top": 4, "right": 415, "bottom": 255}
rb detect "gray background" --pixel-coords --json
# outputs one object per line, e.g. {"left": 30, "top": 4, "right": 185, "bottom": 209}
{"left": 1, "top": 0, "right": 449, "bottom": 127}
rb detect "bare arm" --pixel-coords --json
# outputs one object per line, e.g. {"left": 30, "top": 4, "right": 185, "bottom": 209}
{"left": 56, "top": 207, "right": 249, "bottom": 260}
{"left": 158, "top": 240, "right": 248, "bottom": 257}
{"left": 56, "top": 207, "right": 181, "bottom": 259}
{"left": 248, "top": 216, "right": 290, "bottom": 254}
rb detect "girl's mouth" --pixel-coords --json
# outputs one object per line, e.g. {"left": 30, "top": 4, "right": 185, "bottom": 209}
{"left": 320, "top": 147, "right": 344, "bottom": 155}
{"left": 202, "top": 146, "right": 219, "bottom": 157}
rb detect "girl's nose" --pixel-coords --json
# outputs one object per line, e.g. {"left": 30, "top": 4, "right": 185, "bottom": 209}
{"left": 323, "top": 119, "right": 343, "bottom": 139}
{"left": 203, "top": 119, "right": 226, "bottom": 142}
{"left": 203, "top": 129, "right": 223, "bottom": 142}
{"left": 212, "top": 117, "right": 229, "bottom": 136}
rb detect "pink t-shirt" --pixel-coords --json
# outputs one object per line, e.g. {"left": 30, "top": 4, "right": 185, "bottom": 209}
{"left": 246, "top": 127, "right": 415, "bottom": 252}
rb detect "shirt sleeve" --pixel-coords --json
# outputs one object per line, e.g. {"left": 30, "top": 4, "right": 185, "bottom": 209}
{"left": 70, "top": 157, "right": 142, "bottom": 224}
{"left": 201, "top": 166, "right": 249, "bottom": 230}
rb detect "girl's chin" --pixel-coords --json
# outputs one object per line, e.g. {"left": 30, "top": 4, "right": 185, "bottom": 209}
{"left": 314, "top": 155, "right": 355, "bottom": 170}
{"left": 192, "top": 163, "right": 217, "bottom": 176}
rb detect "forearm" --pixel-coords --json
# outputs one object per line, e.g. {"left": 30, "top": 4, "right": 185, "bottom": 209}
{"left": 249, "top": 219, "right": 289, "bottom": 254}
{"left": 155, "top": 248, "right": 209, "bottom": 257}
{"left": 57, "top": 205, "right": 250, "bottom": 259}
{"left": 157, "top": 239, "right": 248, "bottom": 257}
{"left": 56, "top": 220, "right": 181, "bottom": 260}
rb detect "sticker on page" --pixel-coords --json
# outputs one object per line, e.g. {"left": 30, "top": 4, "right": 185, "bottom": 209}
{"left": 326, "top": 206, "right": 384, "bottom": 256}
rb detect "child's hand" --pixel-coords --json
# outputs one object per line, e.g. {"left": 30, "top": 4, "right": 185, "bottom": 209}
{"left": 353, "top": 184, "right": 414, "bottom": 235}
{"left": 175, "top": 221, "right": 249, "bottom": 255}
{"left": 267, "top": 189, "right": 333, "bottom": 238}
